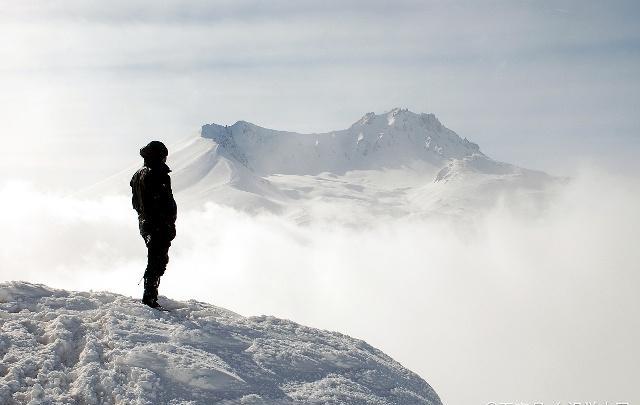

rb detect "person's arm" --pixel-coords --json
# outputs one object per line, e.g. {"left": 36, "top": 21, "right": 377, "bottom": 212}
{"left": 130, "top": 170, "right": 147, "bottom": 215}
{"left": 167, "top": 176, "right": 177, "bottom": 223}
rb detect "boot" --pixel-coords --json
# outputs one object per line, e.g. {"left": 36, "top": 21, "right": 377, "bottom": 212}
{"left": 142, "top": 276, "right": 160, "bottom": 308}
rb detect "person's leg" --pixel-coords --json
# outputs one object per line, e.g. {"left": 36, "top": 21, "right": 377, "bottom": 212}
{"left": 143, "top": 232, "right": 171, "bottom": 306}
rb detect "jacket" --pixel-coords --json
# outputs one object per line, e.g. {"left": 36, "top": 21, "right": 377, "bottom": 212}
{"left": 130, "top": 162, "right": 177, "bottom": 236}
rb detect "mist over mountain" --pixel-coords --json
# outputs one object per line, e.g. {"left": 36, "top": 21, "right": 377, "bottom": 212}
{"left": 92, "top": 108, "right": 557, "bottom": 219}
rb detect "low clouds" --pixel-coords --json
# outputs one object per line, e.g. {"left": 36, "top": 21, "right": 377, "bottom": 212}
{"left": 1, "top": 169, "right": 638, "bottom": 404}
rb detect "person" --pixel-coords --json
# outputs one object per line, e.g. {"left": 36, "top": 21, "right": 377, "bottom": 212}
{"left": 130, "top": 141, "right": 177, "bottom": 309}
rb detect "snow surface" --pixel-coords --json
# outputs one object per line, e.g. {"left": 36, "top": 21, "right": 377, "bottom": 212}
{"left": 0, "top": 282, "right": 441, "bottom": 405}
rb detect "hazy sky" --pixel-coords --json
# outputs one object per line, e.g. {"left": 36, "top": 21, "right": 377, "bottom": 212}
{"left": 0, "top": 0, "right": 638, "bottom": 190}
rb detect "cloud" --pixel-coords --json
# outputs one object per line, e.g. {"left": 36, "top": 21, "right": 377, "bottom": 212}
{"left": 3, "top": 1, "right": 638, "bottom": 73}
{"left": 1, "top": 169, "right": 639, "bottom": 404}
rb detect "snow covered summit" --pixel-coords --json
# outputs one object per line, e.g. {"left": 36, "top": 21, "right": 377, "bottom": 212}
{"left": 199, "top": 108, "right": 481, "bottom": 176}
{"left": 0, "top": 282, "right": 442, "bottom": 404}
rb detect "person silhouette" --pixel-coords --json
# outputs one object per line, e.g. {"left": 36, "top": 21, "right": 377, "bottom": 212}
{"left": 130, "top": 141, "right": 177, "bottom": 309}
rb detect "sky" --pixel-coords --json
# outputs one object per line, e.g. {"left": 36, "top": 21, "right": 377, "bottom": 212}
{"left": 0, "top": 0, "right": 639, "bottom": 190}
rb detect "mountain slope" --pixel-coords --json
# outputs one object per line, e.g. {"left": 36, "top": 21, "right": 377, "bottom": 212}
{"left": 200, "top": 108, "right": 480, "bottom": 176}
{"left": 0, "top": 282, "right": 442, "bottom": 405}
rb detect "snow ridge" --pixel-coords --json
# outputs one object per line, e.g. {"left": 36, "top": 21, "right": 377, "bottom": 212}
{"left": 0, "top": 282, "right": 442, "bottom": 405}
{"left": 201, "top": 108, "right": 481, "bottom": 176}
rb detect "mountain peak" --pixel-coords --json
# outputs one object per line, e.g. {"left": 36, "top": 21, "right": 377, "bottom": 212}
{"left": 231, "top": 120, "right": 259, "bottom": 129}
{"left": 354, "top": 111, "right": 377, "bottom": 126}
{"left": 199, "top": 109, "right": 480, "bottom": 175}
{"left": 351, "top": 108, "right": 443, "bottom": 130}
{"left": 387, "top": 106, "right": 409, "bottom": 117}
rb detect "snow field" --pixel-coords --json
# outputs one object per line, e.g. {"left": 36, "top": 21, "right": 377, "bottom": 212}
{"left": 0, "top": 282, "right": 441, "bottom": 404}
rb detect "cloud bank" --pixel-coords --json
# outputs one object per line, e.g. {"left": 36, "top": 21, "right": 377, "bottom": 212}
{"left": 1, "top": 169, "right": 638, "bottom": 404}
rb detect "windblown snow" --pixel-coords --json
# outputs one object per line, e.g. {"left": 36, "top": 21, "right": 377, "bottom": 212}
{"left": 0, "top": 282, "right": 441, "bottom": 405}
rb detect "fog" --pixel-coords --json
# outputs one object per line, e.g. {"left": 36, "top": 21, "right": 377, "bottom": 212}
{"left": 1, "top": 168, "right": 638, "bottom": 404}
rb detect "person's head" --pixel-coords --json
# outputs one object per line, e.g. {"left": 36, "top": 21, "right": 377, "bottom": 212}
{"left": 140, "top": 141, "right": 168, "bottom": 166}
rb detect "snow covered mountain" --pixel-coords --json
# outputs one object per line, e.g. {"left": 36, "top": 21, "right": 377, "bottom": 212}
{"left": 199, "top": 108, "right": 479, "bottom": 176}
{"left": 0, "top": 282, "right": 441, "bottom": 405}
{"left": 89, "top": 108, "right": 557, "bottom": 218}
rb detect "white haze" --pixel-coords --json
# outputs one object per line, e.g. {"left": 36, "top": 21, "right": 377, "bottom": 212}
{"left": 1, "top": 168, "right": 638, "bottom": 405}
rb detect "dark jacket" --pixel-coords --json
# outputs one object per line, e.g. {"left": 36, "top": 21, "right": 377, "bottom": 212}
{"left": 130, "top": 162, "right": 177, "bottom": 237}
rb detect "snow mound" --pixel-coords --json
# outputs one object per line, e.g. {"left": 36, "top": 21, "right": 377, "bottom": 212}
{"left": 0, "top": 282, "right": 441, "bottom": 405}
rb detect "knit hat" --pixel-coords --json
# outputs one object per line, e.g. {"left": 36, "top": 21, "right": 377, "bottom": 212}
{"left": 140, "top": 141, "right": 168, "bottom": 161}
